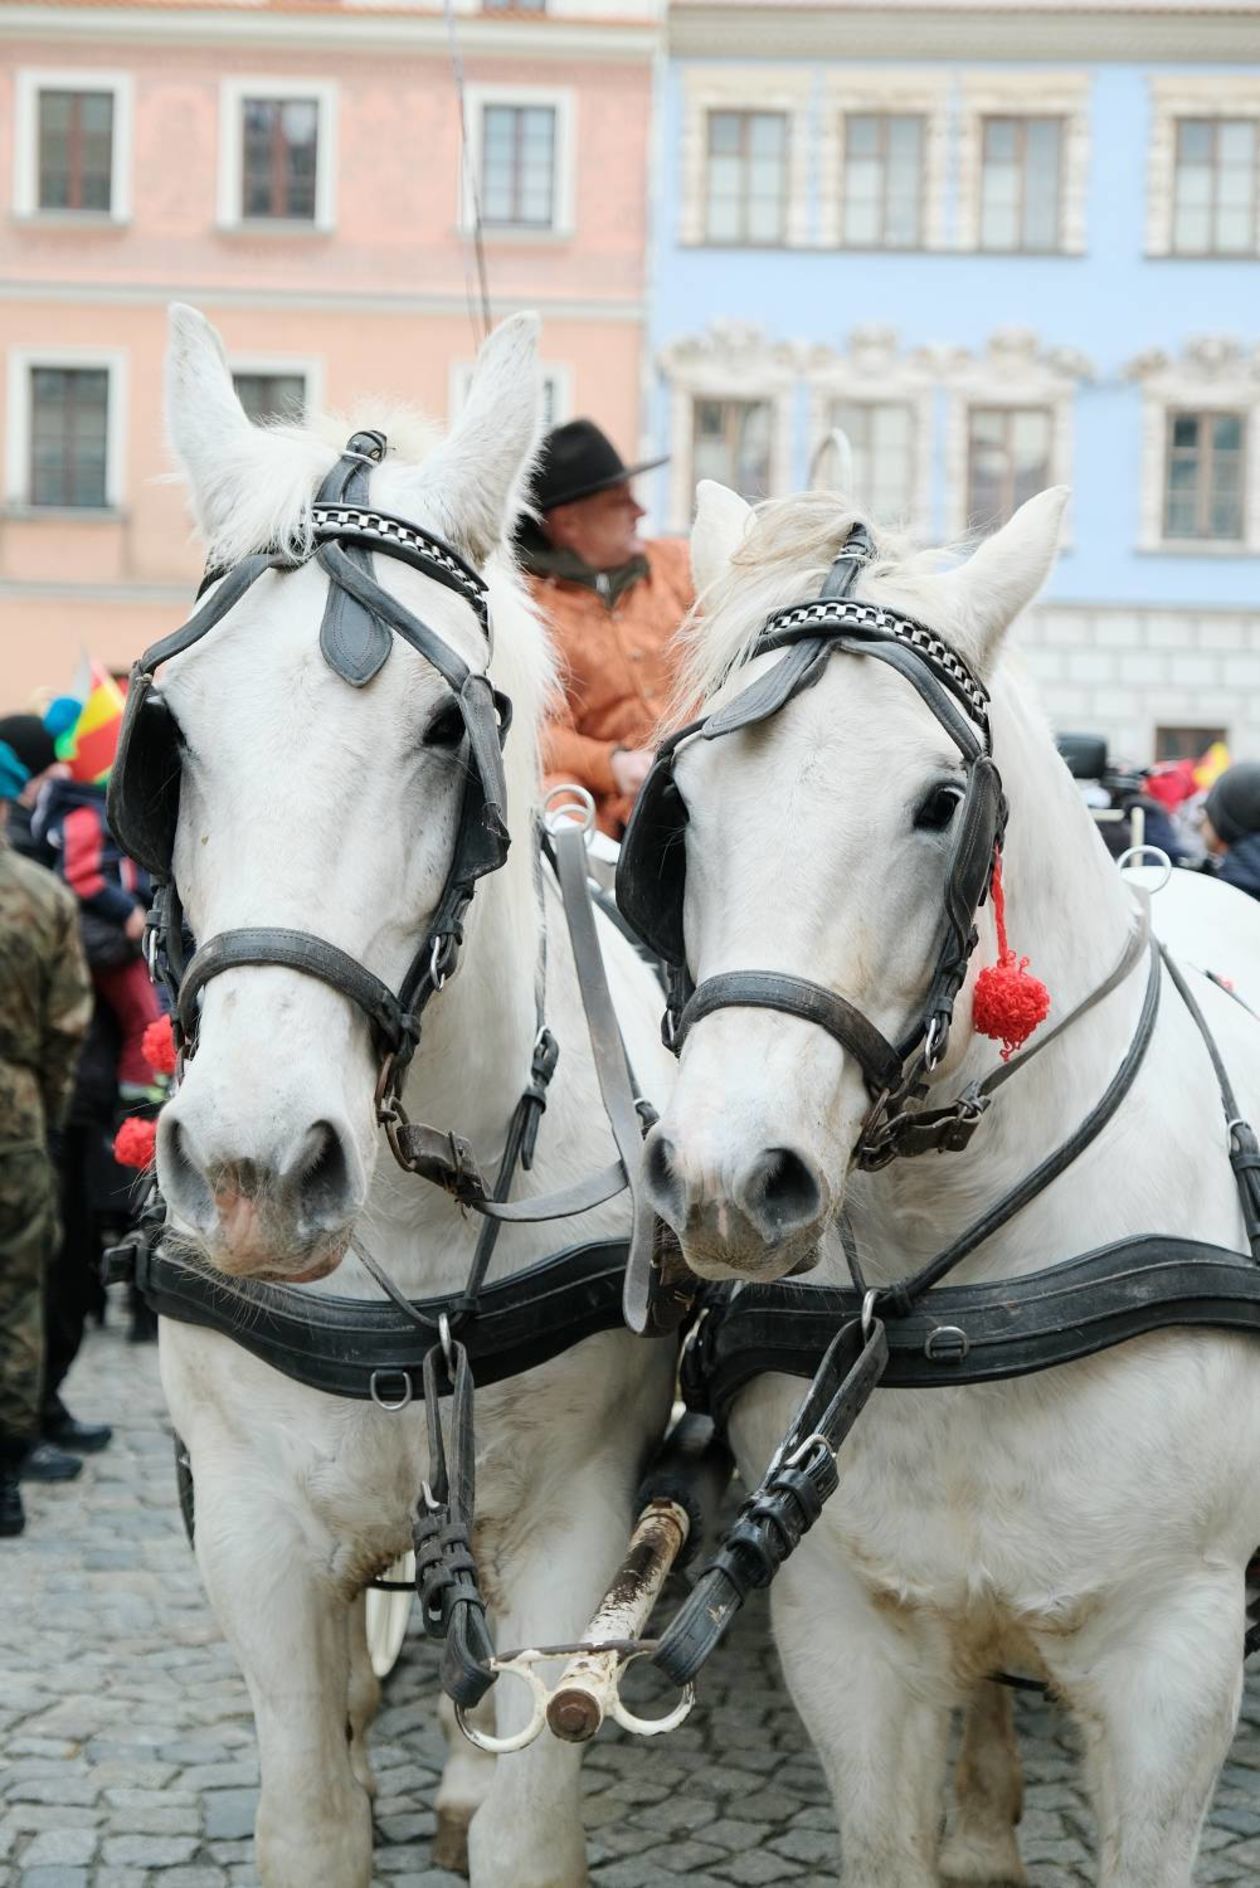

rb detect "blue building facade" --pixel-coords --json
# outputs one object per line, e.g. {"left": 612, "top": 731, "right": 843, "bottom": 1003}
{"left": 646, "top": 0, "right": 1260, "bottom": 764}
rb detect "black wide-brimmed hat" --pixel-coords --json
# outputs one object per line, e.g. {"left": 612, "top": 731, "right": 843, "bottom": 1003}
{"left": 530, "top": 419, "right": 667, "bottom": 512}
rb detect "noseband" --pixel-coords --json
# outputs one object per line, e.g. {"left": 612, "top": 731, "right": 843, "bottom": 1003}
{"left": 108, "top": 429, "right": 512, "bottom": 1117}
{"left": 616, "top": 523, "right": 1007, "bottom": 1169}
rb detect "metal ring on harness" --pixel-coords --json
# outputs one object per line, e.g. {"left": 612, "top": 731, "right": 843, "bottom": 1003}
{"left": 1117, "top": 844, "right": 1173, "bottom": 893}
{"left": 542, "top": 782, "right": 597, "bottom": 840}
{"left": 369, "top": 1367, "right": 414, "bottom": 1412}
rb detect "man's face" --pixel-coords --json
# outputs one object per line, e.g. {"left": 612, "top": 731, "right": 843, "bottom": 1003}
{"left": 546, "top": 483, "right": 646, "bottom": 572}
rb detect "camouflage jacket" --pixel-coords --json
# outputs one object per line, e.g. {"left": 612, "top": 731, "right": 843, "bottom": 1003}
{"left": 0, "top": 835, "right": 92, "bottom": 1152}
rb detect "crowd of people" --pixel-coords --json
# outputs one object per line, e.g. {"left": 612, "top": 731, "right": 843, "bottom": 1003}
{"left": 4, "top": 416, "right": 1259, "bottom": 1541}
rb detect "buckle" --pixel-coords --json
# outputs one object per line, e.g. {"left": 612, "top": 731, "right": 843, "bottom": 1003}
{"left": 923, "top": 1325, "right": 970, "bottom": 1365}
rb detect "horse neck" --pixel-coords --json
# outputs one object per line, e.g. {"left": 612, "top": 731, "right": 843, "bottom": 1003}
{"left": 855, "top": 670, "right": 1144, "bottom": 1277}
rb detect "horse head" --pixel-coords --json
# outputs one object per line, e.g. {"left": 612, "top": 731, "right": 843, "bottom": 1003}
{"left": 147, "top": 303, "right": 543, "bottom": 1282}
{"left": 637, "top": 478, "right": 1069, "bottom": 1283}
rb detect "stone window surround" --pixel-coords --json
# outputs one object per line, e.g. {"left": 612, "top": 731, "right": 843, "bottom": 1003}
{"left": 228, "top": 352, "right": 326, "bottom": 423}
{"left": 818, "top": 70, "right": 951, "bottom": 252}
{"left": 657, "top": 322, "right": 797, "bottom": 528}
{"left": 939, "top": 329, "right": 1089, "bottom": 539}
{"left": 448, "top": 358, "right": 572, "bottom": 427}
{"left": 460, "top": 83, "right": 577, "bottom": 240}
{"left": 12, "top": 68, "right": 134, "bottom": 224}
{"left": 217, "top": 77, "right": 338, "bottom": 234}
{"left": 805, "top": 328, "right": 936, "bottom": 525}
{"left": 1126, "top": 338, "right": 1260, "bottom": 553}
{"left": 4, "top": 345, "right": 129, "bottom": 513}
{"left": 1146, "top": 75, "right": 1260, "bottom": 258}
{"left": 954, "top": 70, "right": 1090, "bottom": 255}
{"left": 678, "top": 66, "right": 812, "bottom": 248}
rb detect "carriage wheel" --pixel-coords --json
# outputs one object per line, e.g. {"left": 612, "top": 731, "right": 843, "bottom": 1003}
{"left": 365, "top": 1552, "right": 416, "bottom": 1678}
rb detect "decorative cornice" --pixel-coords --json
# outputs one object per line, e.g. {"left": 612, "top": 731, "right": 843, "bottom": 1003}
{"left": 670, "top": 3, "right": 1260, "bottom": 63}
{"left": 1126, "top": 337, "right": 1260, "bottom": 388}
{"left": 936, "top": 327, "right": 1094, "bottom": 388}
{"left": 658, "top": 318, "right": 801, "bottom": 383}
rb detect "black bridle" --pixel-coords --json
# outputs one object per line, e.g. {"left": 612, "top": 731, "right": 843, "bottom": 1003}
{"left": 109, "top": 430, "right": 512, "bottom": 1126}
{"left": 616, "top": 524, "right": 1007, "bottom": 1169}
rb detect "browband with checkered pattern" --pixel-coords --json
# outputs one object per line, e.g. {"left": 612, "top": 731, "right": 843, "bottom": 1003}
{"left": 756, "top": 598, "right": 990, "bottom": 734}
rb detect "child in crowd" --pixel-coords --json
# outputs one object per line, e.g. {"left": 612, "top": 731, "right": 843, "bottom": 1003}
{"left": 35, "top": 771, "right": 164, "bottom": 1104}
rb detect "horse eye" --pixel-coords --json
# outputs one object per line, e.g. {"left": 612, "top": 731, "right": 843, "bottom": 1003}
{"left": 423, "top": 703, "right": 465, "bottom": 750}
{"left": 915, "top": 783, "right": 964, "bottom": 832}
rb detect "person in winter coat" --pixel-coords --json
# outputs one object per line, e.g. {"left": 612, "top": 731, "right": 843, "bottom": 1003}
{"left": 516, "top": 420, "right": 694, "bottom": 838}
{"left": 1204, "top": 763, "right": 1260, "bottom": 900}
{"left": 0, "top": 773, "right": 92, "bottom": 1536}
{"left": 35, "top": 775, "right": 162, "bottom": 1101}
{"left": 0, "top": 714, "right": 62, "bottom": 869}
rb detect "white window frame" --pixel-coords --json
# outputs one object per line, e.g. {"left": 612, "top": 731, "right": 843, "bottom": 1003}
{"left": 820, "top": 71, "right": 949, "bottom": 252}
{"left": 1127, "top": 340, "right": 1260, "bottom": 552}
{"left": 679, "top": 66, "right": 812, "bottom": 249}
{"left": 1146, "top": 76, "right": 1260, "bottom": 257}
{"left": 807, "top": 329, "right": 935, "bottom": 528}
{"left": 955, "top": 72, "right": 1090, "bottom": 256}
{"left": 5, "top": 346, "right": 128, "bottom": 513}
{"left": 229, "top": 353, "right": 325, "bottom": 424}
{"left": 217, "top": 78, "right": 338, "bottom": 233}
{"left": 658, "top": 321, "right": 797, "bottom": 529}
{"left": 448, "top": 359, "right": 571, "bottom": 429}
{"left": 461, "top": 84, "right": 576, "bottom": 240}
{"left": 939, "top": 330, "right": 1089, "bottom": 540}
{"left": 13, "top": 68, "right": 134, "bottom": 223}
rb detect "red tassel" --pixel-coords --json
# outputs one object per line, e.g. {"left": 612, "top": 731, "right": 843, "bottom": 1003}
{"left": 972, "top": 853, "right": 1050, "bottom": 1061}
{"left": 142, "top": 1014, "right": 177, "bottom": 1077}
{"left": 114, "top": 1116, "right": 159, "bottom": 1170}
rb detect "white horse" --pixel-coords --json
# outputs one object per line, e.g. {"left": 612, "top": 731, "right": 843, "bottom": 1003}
{"left": 152, "top": 304, "right": 675, "bottom": 1888}
{"left": 641, "top": 479, "right": 1260, "bottom": 1886}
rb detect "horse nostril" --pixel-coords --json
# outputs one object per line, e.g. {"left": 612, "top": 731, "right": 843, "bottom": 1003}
{"left": 738, "top": 1147, "right": 824, "bottom": 1245}
{"left": 157, "top": 1116, "right": 216, "bottom": 1234}
{"left": 643, "top": 1131, "right": 685, "bottom": 1226}
{"left": 292, "top": 1120, "right": 353, "bottom": 1231}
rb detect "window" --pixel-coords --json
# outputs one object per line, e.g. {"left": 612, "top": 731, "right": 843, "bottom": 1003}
{"left": 978, "top": 116, "right": 1063, "bottom": 252}
{"left": 37, "top": 89, "right": 113, "bottom": 212}
{"left": 241, "top": 98, "right": 319, "bottom": 221}
{"left": 841, "top": 114, "right": 924, "bottom": 249}
{"left": 28, "top": 367, "right": 110, "bottom": 509}
{"left": 1172, "top": 119, "right": 1260, "bottom": 255}
{"left": 704, "top": 111, "right": 788, "bottom": 245}
{"left": 232, "top": 372, "right": 307, "bottom": 425}
{"left": 219, "top": 81, "right": 335, "bottom": 231}
{"left": 1163, "top": 410, "right": 1245, "bottom": 542}
{"left": 1156, "top": 725, "right": 1228, "bottom": 763}
{"left": 966, "top": 406, "right": 1053, "bottom": 529}
{"left": 481, "top": 104, "right": 556, "bottom": 228}
{"left": 692, "top": 399, "right": 773, "bottom": 502}
{"left": 830, "top": 400, "right": 917, "bottom": 520}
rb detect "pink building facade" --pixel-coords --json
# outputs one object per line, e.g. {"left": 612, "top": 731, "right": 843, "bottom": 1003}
{"left": 0, "top": 0, "right": 664, "bottom": 700}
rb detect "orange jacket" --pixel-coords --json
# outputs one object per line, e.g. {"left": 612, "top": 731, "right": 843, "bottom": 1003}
{"left": 530, "top": 538, "right": 694, "bottom": 837}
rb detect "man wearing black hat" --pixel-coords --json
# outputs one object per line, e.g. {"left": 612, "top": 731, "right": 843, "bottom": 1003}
{"left": 516, "top": 419, "right": 693, "bottom": 837}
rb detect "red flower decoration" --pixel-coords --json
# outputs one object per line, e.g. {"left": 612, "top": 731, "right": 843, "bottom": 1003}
{"left": 142, "top": 1014, "right": 177, "bottom": 1077}
{"left": 972, "top": 853, "right": 1051, "bottom": 1062}
{"left": 114, "top": 1116, "right": 159, "bottom": 1170}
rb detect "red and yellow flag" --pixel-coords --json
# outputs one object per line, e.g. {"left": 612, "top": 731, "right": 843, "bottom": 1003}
{"left": 59, "top": 661, "right": 127, "bottom": 783}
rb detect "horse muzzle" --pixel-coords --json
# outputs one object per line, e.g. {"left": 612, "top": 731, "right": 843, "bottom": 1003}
{"left": 642, "top": 1126, "right": 830, "bottom": 1283}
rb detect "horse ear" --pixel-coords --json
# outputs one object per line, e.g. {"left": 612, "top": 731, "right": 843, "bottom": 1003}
{"left": 692, "top": 481, "right": 753, "bottom": 596}
{"left": 408, "top": 312, "right": 542, "bottom": 564}
{"left": 942, "top": 486, "right": 1069, "bottom": 674}
{"left": 165, "top": 303, "right": 332, "bottom": 560}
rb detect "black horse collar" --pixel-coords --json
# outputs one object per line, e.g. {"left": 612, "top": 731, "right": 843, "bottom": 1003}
{"left": 616, "top": 522, "right": 1006, "bottom": 1165}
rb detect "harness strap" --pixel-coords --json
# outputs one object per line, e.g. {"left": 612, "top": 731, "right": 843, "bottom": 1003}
{"left": 873, "top": 939, "right": 1164, "bottom": 1316}
{"left": 416, "top": 1339, "right": 496, "bottom": 1708}
{"left": 674, "top": 971, "right": 904, "bottom": 1094}
{"left": 1160, "top": 947, "right": 1260, "bottom": 1261}
{"left": 177, "top": 928, "right": 409, "bottom": 1054}
{"left": 653, "top": 1314, "right": 888, "bottom": 1685}
{"left": 316, "top": 432, "right": 393, "bottom": 685}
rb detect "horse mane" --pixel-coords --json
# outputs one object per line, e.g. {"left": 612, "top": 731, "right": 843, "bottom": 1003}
{"left": 672, "top": 492, "right": 964, "bottom": 725}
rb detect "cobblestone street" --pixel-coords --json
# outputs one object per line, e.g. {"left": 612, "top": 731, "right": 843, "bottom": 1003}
{"left": 7, "top": 1319, "right": 1260, "bottom": 1887}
